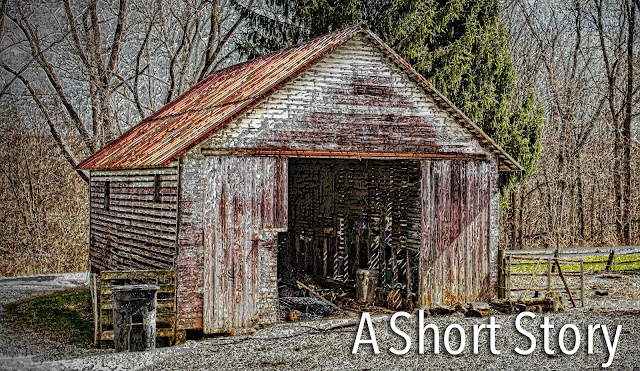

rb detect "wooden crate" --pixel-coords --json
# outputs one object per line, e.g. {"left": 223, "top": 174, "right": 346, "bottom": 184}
{"left": 98, "top": 270, "right": 177, "bottom": 348}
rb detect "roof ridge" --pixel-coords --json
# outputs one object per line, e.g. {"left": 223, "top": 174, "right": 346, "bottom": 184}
{"left": 77, "top": 22, "right": 521, "bottom": 171}
{"left": 200, "top": 22, "right": 368, "bottom": 81}
{"left": 142, "top": 22, "right": 367, "bottom": 124}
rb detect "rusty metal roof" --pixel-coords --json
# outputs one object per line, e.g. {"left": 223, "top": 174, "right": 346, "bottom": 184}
{"left": 78, "top": 23, "right": 522, "bottom": 171}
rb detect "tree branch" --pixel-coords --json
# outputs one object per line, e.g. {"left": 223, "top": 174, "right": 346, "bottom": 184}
{"left": 1, "top": 63, "right": 89, "bottom": 183}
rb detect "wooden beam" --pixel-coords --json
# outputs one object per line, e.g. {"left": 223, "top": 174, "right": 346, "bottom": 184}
{"left": 201, "top": 148, "right": 487, "bottom": 161}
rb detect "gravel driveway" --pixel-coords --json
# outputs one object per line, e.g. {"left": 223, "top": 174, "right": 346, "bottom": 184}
{"left": 0, "top": 272, "right": 101, "bottom": 370}
{"left": 1, "top": 273, "right": 639, "bottom": 370}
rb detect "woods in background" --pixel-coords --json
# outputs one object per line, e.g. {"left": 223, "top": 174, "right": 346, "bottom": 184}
{"left": 0, "top": 0, "right": 637, "bottom": 276}
{"left": 503, "top": 0, "right": 639, "bottom": 250}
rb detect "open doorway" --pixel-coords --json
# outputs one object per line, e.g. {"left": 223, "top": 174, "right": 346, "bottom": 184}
{"left": 278, "top": 158, "right": 422, "bottom": 317}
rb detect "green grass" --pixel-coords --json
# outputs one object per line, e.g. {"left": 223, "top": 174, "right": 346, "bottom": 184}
{"left": 5, "top": 288, "right": 93, "bottom": 345}
{"left": 510, "top": 254, "right": 640, "bottom": 274}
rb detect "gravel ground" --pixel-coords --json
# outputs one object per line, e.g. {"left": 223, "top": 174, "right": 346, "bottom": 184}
{"left": 32, "top": 311, "right": 640, "bottom": 370}
{"left": 1, "top": 272, "right": 640, "bottom": 370}
{"left": 0, "top": 272, "right": 103, "bottom": 370}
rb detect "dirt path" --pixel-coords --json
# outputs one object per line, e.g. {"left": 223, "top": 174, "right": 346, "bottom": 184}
{"left": 0, "top": 272, "right": 100, "bottom": 370}
{"left": 21, "top": 312, "right": 640, "bottom": 370}
{"left": 1, "top": 272, "right": 640, "bottom": 370}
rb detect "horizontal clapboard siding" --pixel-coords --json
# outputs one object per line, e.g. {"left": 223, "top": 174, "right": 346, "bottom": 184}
{"left": 89, "top": 168, "right": 179, "bottom": 271}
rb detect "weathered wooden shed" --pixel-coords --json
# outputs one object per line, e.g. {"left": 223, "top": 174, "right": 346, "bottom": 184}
{"left": 78, "top": 23, "right": 521, "bottom": 335}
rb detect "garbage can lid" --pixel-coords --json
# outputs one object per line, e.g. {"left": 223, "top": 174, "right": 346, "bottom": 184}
{"left": 112, "top": 284, "right": 160, "bottom": 292}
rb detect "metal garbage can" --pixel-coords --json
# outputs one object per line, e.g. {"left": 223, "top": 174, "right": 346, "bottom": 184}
{"left": 355, "top": 269, "right": 379, "bottom": 303}
{"left": 112, "top": 284, "right": 159, "bottom": 352}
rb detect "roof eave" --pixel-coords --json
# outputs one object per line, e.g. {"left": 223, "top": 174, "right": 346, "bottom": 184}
{"left": 359, "top": 29, "right": 524, "bottom": 173}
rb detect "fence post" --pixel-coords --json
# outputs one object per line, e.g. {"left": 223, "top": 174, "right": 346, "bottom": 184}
{"left": 546, "top": 257, "right": 551, "bottom": 292}
{"left": 580, "top": 260, "right": 584, "bottom": 307}
{"left": 91, "top": 273, "right": 99, "bottom": 347}
{"left": 505, "top": 255, "right": 512, "bottom": 300}
{"left": 605, "top": 249, "right": 615, "bottom": 271}
{"left": 498, "top": 245, "right": 505, "bottom": 299}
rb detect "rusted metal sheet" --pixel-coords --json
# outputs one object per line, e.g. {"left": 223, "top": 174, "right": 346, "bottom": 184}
{"left": 89, "top": 168, "right": 179, "bottom": 272}
{"left": 78, "top": 25, "right": 362, "bottom": 171}
{"left": 77, "top": 24, "right": 520, "bottom": 172}
{"left": 202, "top": 156, "right": 287, "bottom": 333}
{"left": 418, "top": 159, "right": 495, "bottom": 307}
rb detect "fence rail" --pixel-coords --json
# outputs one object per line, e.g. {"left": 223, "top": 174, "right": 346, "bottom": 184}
{"left": 506, "top": 245, "right": 640, "bottom": 272}
{"left": 503, "top": 255, "right": 584, "bottom": 307}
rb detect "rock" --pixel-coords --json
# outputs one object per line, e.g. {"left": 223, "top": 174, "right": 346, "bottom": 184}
{"left": 465, "top": 308, "right": 490, "bottom": 318}
{"left": 454, "top": 302, "right": 467, "bottom": 314}
{"left": 595, "top": 290, "right": 609, "bottom": 296}
{"left": 429, "top": 305, "right": 454, "bottom": 316}
{"left": 286, "top": 311, "right": 299, "bottom": 322}
{"left": 230, "top": 328, "right": 256, "bottom": 336}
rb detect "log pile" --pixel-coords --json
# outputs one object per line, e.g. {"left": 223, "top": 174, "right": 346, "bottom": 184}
{"left": 490, "top": 291, "right": 565, "bottom": 314}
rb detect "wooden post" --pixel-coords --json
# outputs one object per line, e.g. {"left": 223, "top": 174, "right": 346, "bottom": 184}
{"left": 323, "top": 236, "right": 328, "bottom": 277}
{"left": 390, "top": 246, "right": 398, "bottom": 290}
{"left": 91, "top": 273, "right": 99, "bottom": 347}
{"left": 379, "top": 217, "right": 386, "bottom": 287}
{"left": 355, "top": 226, "right": 361, "bottom": 273}
{"left": 520, "top": 258, "right": 542, "bottom": 300}
{"left": 295, "top": 233, "right": 301, "bottom": 267}
{"left": 304, "top": 234, "right": 310, "bottom": 272}
{"left": 498, "top": 245, "right": 505, "bottom": 299}
{"left": 546, "top": 257, "right": 551, "bottom": 292}
{"left": 405, "top": 249, "right": 412, "bottom": 298}
{"left": 555, "top": 259, "right": 576, "bottom": 308}
{"left": 505, "top": 255, "right": 512, "bottom": 300}
{"left": 605, "top": 249, "right": 615, "bottom": 271}
{"left": 511, "top": 191, "right": 517, "bottom": 250}
{"left": 580, "top": 260, "right": 584, "bottom": 307}
{"left": 366, "top": 225, "right": 372, "bottom": 263}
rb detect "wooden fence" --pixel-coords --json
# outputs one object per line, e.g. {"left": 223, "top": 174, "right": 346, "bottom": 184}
{"left": 93, "top": 270, "right": 177, "bottom": 348}
{"left": 503, "top": 255, "right": 584, "bottom": 307}
{"left": 505, "top": 246, "right": 640, "bottom": 272}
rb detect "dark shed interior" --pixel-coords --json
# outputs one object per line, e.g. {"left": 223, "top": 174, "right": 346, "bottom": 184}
{"left": 279, "top": 158, "right": 422, "bottom": 310}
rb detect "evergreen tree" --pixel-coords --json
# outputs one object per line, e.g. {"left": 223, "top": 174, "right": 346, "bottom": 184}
{"left": 242, "top": 0, "right": 543, "bottom": 191}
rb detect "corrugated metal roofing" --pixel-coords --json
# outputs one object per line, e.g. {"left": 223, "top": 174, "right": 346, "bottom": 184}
{"left": 78, "top": 23, "right": 522, "bottom": 171}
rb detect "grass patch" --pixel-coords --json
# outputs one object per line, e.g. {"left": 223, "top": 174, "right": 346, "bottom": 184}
{"left": 510, "top": 254, "right": 640, "bottom": 273}
{"left": 5, "top": 288, "right": 93, "bottom": 345}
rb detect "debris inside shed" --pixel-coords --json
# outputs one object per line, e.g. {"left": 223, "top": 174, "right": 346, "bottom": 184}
{"left": 277, "top": 158, "right": 422, "bottom": 316}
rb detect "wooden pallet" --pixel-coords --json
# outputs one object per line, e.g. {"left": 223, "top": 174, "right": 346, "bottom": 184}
{"left": 97, "top": 270, "right": 177, "bottom": 348}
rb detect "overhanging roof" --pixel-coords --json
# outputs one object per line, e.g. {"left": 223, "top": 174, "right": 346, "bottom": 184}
{"left": 78, "top": 23, "right": 522, "bottom": 171}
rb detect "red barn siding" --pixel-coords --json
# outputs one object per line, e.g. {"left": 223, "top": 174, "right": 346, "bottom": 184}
{"left": 202, "top": 156, "right": 287, "bottom": 333}
{"left": 419, "top": 159, "right": 495, "bottom": 306}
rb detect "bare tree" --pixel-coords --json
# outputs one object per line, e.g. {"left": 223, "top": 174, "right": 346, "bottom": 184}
{"left": 592, "top": 0, "right": 638, "bottom": 245}
{"left": 0, "top": 0, "right": 265, "bottom": 183}
{"left": 502, "top": 0, "right": 639, "bottom": 250}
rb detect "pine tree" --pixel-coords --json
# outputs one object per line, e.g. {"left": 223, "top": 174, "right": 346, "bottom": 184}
{"left": 242, "top": 0, "right": 543, "bottom": 190}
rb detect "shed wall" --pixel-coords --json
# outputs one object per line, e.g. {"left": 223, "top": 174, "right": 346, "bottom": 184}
{"left": 418, "top": 158, "right": 499, "bottom": 306}
{"left": 176, "top": 151, "right": 206, "bottom": 329}
{"left": 175, "top": 34, "right": 502, "bottom": 329}
{"left": 89, "top": 168, "right": 179, "bottom": 271}
{"left": 202, "top": 156, "right": 286, "bottom": 333}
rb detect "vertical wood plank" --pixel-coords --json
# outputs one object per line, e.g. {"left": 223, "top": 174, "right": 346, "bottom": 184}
{"left": 203, "top": 156, "right": 283, "bottom": 333}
